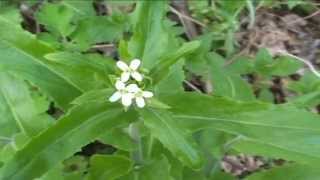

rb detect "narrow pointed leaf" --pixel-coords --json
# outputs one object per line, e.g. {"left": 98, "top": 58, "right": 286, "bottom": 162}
{"left": 0, "top": 15, "right": 83, "bottom": 109}
{"left": 161, "top": 92, "right": 320, "bottom": 164}
{"left": 0, "top": 102, "right": 137, "bottom": 180}
{"left": 0, "top": 72, "right": 52, "bottom": 139}
{"left": 139, "top": 108, "right": 202, "bottom": 168}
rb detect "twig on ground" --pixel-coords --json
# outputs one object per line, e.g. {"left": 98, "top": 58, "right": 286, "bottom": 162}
{"left": 183, "top": 80, "right": 202, "bottom": 93}
{"left": 92, "top": 44, "right": 114, "bottom": 49}
{"left": 287, "top": 9, "right": 320, "bottom": 25}
{"left": 169, "top": 6, "right": 206, "bottom": 28}
{"left": 277, "top": 50, "right": 320, "bottom": 78}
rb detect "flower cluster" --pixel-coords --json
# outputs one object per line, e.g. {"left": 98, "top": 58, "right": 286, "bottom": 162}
{"left": 109, "top": 59, "right": 153, "bottom": 108}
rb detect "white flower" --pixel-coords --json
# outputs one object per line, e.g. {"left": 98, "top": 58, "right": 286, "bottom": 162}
{"left": 109, "top": 80, "right": 139, "bottom": 107}
{"left": 116, "top": 59, "right": 143, "bottom": 82}
{"left": 127, "top": 84, "right": 154, "bottom": 108}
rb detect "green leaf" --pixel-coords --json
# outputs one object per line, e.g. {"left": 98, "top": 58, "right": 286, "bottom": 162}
{"left": 0, "top": 102, "right": 137, "bottom": 180}
{"left": 150, "top": 41, "right": 200, "bottom": 85}
{"left": 207, "top": 53, "right": 254, "bottom": 101}
{"left": 0, "top": 6, "right": 21, "bottom": 24}
{"left": 247, "top": 163, "right": 320, "bottom": 180}
{"left": 71, "top": 89, "right": 113, "bottom": 105}
{"left": 161, "top": 92, "right": 320, "bottom": 164}
{"left": 128, "top": 1, "right": 169, "bottom": 68}
{"left": 210, "top": 171, "right": 234, "bottom": 180}
{"left": 87, "top": 155, "right": 132, "bottom": 180}
{"left": 254, "top": 49, "right": 303, "bottom": 77}
{"left": 0, "top": 72, "right": 52, "bottom": 138}
{"left": 62, "top": 0, "right": 96, "bottom": 18}
{"left": 182, "top": 168, "right": 205, "bottom": 180}
{"left": 270, "top": 56, "right": 303, "bottom": 76}
{"left": 139, "top": 108, "right": 202, "bottom": 168}
{"left": 288, "top": 91, "right": 320, "bottom": 108}
{"left": 288, "top": 71, "right": 320, "bottom": 94}
{"left": 71, "top": 15, "right": 127, "bottom": 50}
{"left": 44, "top": 52, "right": 112, "bottom": 90}
{"left": 155, "top": 61, "right": 185, "bottom": 94}
{"left": 119, "top": 155, "right": 172, "bottom": 180}
{"left": 0, "top": 16, "right": 82, "bottom": 109}
{"left": 35, "top": 2, "right": 76, "bottom": 37}
{"left": 37, "top": 156, "right": 88, "bottom": 180}
{"left": 254, "top": 48, "right": 274, "bottom": 76}
{"left": 99, "top": 127, "right": 136, "bottom": 152}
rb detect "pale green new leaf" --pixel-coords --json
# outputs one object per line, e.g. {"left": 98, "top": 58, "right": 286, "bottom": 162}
{"left": 139, "top": 108, "right": 202, "bottom": 168}
{"left": 0, "top": 102, "right": 137, "bottom": 180}
{"left": 0, "top": 15, "right": 82, "bottom": 109}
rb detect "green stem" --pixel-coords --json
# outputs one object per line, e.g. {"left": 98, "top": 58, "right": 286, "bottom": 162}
{"left": 129, "top": 123, "right": 143, "bottom": 165}
{"left": 147, "top": 135, "right": 154, "bottom": 158}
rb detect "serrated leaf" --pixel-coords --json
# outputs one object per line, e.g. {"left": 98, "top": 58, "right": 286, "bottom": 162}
{"left": 0, "top": 102, "right": 137, "bottom": 180}
{"left": 139, "top": 108, "right": 202, "bottom": 168}
{"left": 0, "top": 16, "right": 82, "bottom": 109}
{"left": 87, "top": 155, "right": 132, "bottom": 180}
{"left": 161, "top": 92, "right": 320, "bottom": 164}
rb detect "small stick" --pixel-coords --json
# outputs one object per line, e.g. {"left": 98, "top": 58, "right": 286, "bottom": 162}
{"left": 169, "top": 6, "right": 206, "bottom": 28}
{"left": 277, "top": 50, "right": 320, "bottom": 78}
{"left": 183, "top": 80, "right": 202, "bottom": 93}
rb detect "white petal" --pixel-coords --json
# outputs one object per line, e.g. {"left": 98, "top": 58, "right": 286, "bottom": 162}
{"left": 115, "top": 80, "right": 125, "bottom": 90}
{"left": 129, "top": 59, "right": 141, "bottom": 70}
{"left": 109, "top": 92, "right": 122, "bottom": 102}
{"left": 121, "top": 93, "right": 133, "bottom": 107}
{"left": 142, "top": 91, "right": 153, "bottom": 98}
{"left": 126, "top": 84, "right": 140, "bottom": 93}
{"left": 121, "top": 72, "right": 130, "bottom": 82}
{"left": 131, "top": 71, "right": 143, "bottom": 81}
{"left": 136, "top": 97, "right": 145, "bottom": 108}
{"left": 116, "top": 61, "right": 129, "bottom": 71}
